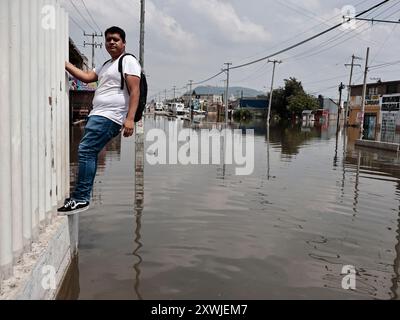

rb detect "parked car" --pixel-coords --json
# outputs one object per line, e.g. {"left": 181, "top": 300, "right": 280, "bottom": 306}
{"left": 155, "top": 102, "right": 164, "bottom": 112}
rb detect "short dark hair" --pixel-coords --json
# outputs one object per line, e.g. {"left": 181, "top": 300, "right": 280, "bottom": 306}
{"left": 105, "top": 26, "right": 126, "bottom": 43}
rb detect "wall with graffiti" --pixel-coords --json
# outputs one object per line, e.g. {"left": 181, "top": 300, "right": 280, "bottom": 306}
{"left": 69, "top": 76, "right": 97, "bottom": 91}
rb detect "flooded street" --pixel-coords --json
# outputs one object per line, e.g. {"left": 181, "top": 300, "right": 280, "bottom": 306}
{"left": 59, "top": 116, "right": 400, "bottom": 300}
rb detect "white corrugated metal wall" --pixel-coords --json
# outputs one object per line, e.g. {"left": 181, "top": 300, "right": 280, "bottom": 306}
{"left": 0, "top": 0, "right": 70, "bottom": 281}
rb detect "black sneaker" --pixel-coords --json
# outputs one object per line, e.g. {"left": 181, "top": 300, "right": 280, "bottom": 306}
{"left": 58, "top": 198, "right": 90, "bottom": 215}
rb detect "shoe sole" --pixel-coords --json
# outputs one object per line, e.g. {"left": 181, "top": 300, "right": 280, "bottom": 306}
{"left": 58, "top": 205, "right": 90, "bottom": 216}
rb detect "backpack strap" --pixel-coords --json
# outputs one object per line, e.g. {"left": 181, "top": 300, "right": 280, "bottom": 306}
{"left": 95, "top": 59, "right": 111, "bottom": 76}
{"left": 102, "top": 59, "right": 112, "bottom": 67}
{"left": 118, "top": 53, "right": 138, "bottom": 94}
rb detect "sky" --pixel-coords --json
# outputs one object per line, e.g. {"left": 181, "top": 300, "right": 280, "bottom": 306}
{"left": 60, "top": 0, "right": 400, "bottom": 101}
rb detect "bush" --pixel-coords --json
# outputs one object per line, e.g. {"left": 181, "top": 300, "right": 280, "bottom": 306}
{"left": 233, "top": 109, "right": 253, "bottom": 121}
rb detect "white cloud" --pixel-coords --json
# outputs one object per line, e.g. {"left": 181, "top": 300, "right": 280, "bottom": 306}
{"left": 63, "top": 0, "right": 400, "bottom": 99}
{"left": 147, "top": 1, "right": 197, "bottom": 51}
{"left": 68, "top": 0, "right": 196, "bottom": 52}
{"left": 189, "top": 0, "right": 271, "bottom": 44}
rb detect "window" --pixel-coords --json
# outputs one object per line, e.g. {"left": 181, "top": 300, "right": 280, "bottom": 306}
{"left": 368, "top": 87, "right": 378, "bottom": 95}
{"left": 387, "top": 84, "right": 398, "bottom": 94}
{"left": 382, "top": 95, "right": 400, "bottom": 111}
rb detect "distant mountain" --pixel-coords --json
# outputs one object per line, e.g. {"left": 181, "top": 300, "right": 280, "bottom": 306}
{"left": 192, "top": 86, "right": 265, "bottom": 98}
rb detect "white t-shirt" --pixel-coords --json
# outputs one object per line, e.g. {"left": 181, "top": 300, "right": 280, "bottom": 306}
{"left": 90, "top": 54, "right": 141, "bottom": 125}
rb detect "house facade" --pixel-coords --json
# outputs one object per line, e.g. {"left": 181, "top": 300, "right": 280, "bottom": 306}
{"left": 349, "top": 80, "right": 400, "bottom": 130}
{"left": 69, "top": 38, "right": 95, "bottom": 121}
{"left": 181, "top": 93, "right": 223, "bottom": 110}
{"left": 319, "top": 98, "right": 341, "bottom": 121}
{"left": 234, "top": 97, "right": 269, "bottom": 118}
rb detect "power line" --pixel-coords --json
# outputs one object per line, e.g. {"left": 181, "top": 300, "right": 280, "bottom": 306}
{"left": 352, "top": 5, "right": 400, "bottom": 83}
{"left": 231, "top": 61, "right": 272, "bottom": 85}
{"left": 282, "top": 2, "right": 390, "bottom": 62}
{"left": 276, "top": 0, "right": 341, "bottom": 28}
{"left": 369, "top": 24, "right": 398, "bottom": 65}
{"left": 69, "top": 15, "right": 85, "bottom": 32}
{"left": 302, "top": 72, "right": 362, "bottom": 86}
{"left": 213, "top": 1, "right": 387, "bottom": 99}
{"left": 281, "top": 0, "right": 398, "bottom": 63}
{"left": 80, "top": 0, "right": 103, "bottom": 32}
{"left": 297, "top": 24, "right": 378, "bottom": 61}
{"left": 232, "top": 0, "right": 370, "bottom": 65}
{"left": 369, "top": 59, "right": 400, "bottom": 69}
{"left": 284, "top": 22, "right": 371, "bottom": 63}
{"left": 70, "top": 0, "right": 96, "bottom": 33}
{"left": 245, "top": 0, "right": 398, "bottom": 91}
{"left": 193, "top": 70, "right": 225, "bottom": 86}
{"left": 229, "top": 0, "right": 391, "bottom": 71}
{"left": 308, "top": 85, "right": 340, "bottom": 96}
{"left": 164, "top": 0, "right": 392, "bottom": 101}
{"left": 242, "top": 1, "right": 386, "bottom": 65}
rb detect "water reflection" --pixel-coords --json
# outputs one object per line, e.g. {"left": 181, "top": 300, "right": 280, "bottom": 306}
{"left": 56, "top": 255, "right": 80, "bottom": 300}
{"left": 133, "top": 126, "right": 145, "bottom": 300}
{"left": 266, "top": 123, "right": 271, "bottom": 180}
{"left": 61, "top": 116, "right": 400, "bottom": 300}
{"left": 133, "top": 200, "right": 144, "bottom": 300}
{"left": 390, "top": 185, "right": 400, "bottom": 299}
{"left": 343, "top": 134, "right": 400, "bottom": 298}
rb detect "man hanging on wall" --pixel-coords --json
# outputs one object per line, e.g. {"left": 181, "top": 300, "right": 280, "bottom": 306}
{"left": 58, "top": 26, "right": 141, "bottom": 215}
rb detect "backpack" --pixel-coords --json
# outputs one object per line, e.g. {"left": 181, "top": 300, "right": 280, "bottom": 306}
{"left": 102, "top": 53, "right": 148, "bottom": 122}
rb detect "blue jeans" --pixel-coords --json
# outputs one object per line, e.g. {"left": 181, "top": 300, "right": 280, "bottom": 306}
{"left": 72, "top": 115, "right": 122, "bottom": 202}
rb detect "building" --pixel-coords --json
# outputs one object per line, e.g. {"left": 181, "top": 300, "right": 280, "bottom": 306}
{"left": 234, "top": 97, "right": 269, "bottom": 117}
{"left": 318, "top": 97, "right": 341, "bottom": 121}
{"left": 197, "top": 93, "right": 223, "bottom": 104}
{"left": 69, "top": 38, "right": 89, "bottom": 71}
{"left": 68, "top": 38, "right": 96, "bottom": 121}
{"left": 350, "top": 80, "right": 400, "bottom": 97}
{"left": 381, "top": 93, "right": 400, "bottom": 131}
{"left": 302, "top": 110, "right": 315, "bottom": 122}
{"left": 182, "top": 92, "right": 223, "bottom": 110}
{"left": 314, "top": 109, "right": 329, "bottom": 124}
{"left": 0, "top": 0, "right": 75, "bottom": 300}
{"left": 348, "top": 80, "right": 400, "bottom": 130}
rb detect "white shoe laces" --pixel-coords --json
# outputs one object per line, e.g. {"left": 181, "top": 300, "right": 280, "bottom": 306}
{"left": 64, "top": 199, "right": 75, "bottom": 208}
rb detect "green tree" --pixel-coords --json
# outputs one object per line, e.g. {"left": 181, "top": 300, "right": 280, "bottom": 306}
{"left": 271, "top": 78, "right": 305, "bottom": 119}
{"left": 271, "top": 87, "right": 287, "bottom": 119}
{"left": 284, "top": 77, "right": 304, "bottom": 97}
{"left": 267, "top": 77, "right": 320, "bottom": 120}
{"left": 287, "top": 94, "right": 319, "bottom": 115}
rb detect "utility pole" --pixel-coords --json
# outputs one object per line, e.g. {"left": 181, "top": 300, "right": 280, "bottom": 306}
{"left": 224, "top": 63, "right": 232, "bottom": 125}
{"left": 344, "top": 54, "right": 362, "bottom": 126}
{"left": 164, "top": 89, "right": 167, "bottom": 104}
{"left": 83, "top": 32, "right": 103, "bottom": 69}
{"left": 139, "top": 0, "right": 145, "bottom": 67}
{"left": 188, "top": 80, "right": 194, "bottom": 121}
{"left": 360, "top": 47, "right": 370, "bottom": 140}
{"left": 337, "top": 82, "right": 345, "bottom": 132}
{"left": 173, "top": 86, "right": 176, "bottom": 102}
{"left": 135, "top": 0, "right": 146, "bottom": 212}
{"left": 266, "top": 60, "right": 282, "bottom": 125}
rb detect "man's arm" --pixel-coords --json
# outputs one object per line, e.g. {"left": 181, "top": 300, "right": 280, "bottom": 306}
{"left": 122, "top": 74, "right": 141, "bottom": 138}
{"left": 65, "top": 61, "right": 98, "bottom": 83}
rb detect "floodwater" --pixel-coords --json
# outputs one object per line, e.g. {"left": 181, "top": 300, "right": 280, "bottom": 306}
{"left": 58, "top": 116, "right": 400, "bottom": 300}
